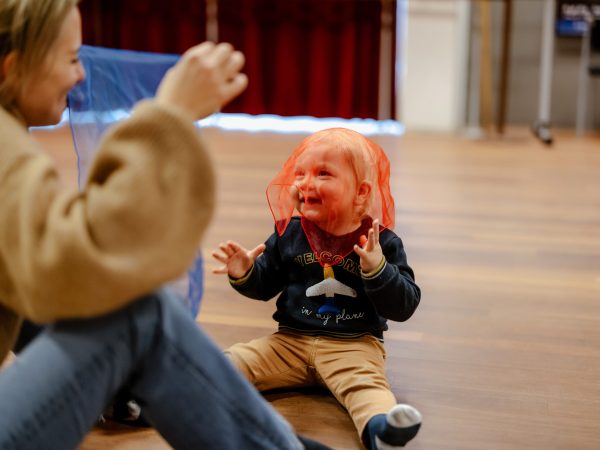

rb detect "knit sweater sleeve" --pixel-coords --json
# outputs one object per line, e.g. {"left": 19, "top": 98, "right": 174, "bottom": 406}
{"left": 0, "top": 101, "right": 214, "bottom": 323}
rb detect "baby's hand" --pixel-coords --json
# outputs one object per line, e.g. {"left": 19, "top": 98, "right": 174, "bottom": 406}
{"left": 289, "top": 185, "right": 302, "bottom": 214}
{"left": 353, "top": 219, "right": 384, "bottom": 273}
{"left": 211, "top": 240, "right": 265, "bottom": 279}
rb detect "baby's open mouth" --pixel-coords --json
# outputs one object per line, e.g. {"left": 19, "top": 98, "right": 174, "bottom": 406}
{"left": 300, "top": 195, "right": 321, "bottom": 205}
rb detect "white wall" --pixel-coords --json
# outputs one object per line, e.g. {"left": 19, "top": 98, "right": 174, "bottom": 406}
{"left": 400, "top": 0, "right": 599, "bottom": 132}
{"left": 399, "top": 0, "right": 470, "bottom": 132}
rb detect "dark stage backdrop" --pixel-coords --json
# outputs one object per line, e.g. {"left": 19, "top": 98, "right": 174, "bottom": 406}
{"left": 79, "top": 0, "right": 208, "bottom": 54}
{"left": 79, "top": 0, "right": 395, "bottom": 120}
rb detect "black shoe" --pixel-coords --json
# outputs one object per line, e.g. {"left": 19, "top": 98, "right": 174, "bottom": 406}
{"left": 102, "top": 398, "right": 150, "bottom": 428}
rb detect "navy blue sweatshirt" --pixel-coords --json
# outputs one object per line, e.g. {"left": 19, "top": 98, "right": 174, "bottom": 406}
{"left": 230, "top": 217, "right": 420, "bottom": 340}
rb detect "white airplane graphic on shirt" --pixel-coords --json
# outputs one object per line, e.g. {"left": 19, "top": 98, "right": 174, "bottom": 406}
{"left": 306, "top": 266, "right": 357, "bottom": 298}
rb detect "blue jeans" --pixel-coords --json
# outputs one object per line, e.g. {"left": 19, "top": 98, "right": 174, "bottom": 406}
{"left": 0, "top": 289, "right": 303, "bottom": 450}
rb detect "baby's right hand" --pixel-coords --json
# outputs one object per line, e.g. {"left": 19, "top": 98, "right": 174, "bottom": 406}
{"left": 211, "top": 241, "right": 266, "bottom": 279}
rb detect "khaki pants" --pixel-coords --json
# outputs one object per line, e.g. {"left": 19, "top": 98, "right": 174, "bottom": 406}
{"left": 225, "top": 330, "right": 397, "bottom": 438}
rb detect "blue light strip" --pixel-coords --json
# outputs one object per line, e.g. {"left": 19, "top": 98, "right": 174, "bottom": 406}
{"left": 34, "top": 109, "right": 404, "bottom": 137}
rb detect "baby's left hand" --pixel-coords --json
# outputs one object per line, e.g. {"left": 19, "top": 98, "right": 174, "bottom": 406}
{"left": 354, "top": 218, "right": 384, "bottom": 273}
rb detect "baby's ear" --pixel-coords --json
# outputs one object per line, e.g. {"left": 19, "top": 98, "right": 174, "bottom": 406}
{"left": 355, "top": 181, "right": 372, "bottom": 204}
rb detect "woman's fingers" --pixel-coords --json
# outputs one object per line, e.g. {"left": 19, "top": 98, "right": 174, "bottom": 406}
{"left": 221, "top": 72, "right": 248, "bottom": 106}
{"left": 204, "top": 42, "right": 234, "bottom": 67}
{"left": 156, "top": 41, "right": 247, "bottom": 120}
{"left": 221, "top": 49, "right": 246, "bottom": 78}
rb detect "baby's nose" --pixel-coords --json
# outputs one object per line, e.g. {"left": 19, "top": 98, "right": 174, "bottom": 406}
{"left": 295, "top": 176, "right": 309, "bottom": 190}
{"left": 302, "top": 173, "right": 317, "bottom": 186}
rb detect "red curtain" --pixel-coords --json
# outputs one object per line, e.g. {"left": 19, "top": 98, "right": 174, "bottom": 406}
{"left": 79, "top": 0, "right": 207, "bottom": 54}
{"left": 78, "top": 0, "right": 395, "bottom": 119}
{"left": 218, "top": 0, "right": 392, "bottom": 119}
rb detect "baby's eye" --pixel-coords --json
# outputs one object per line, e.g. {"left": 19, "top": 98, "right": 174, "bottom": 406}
{"left": 318, "top": 170, "right": 331, "bottom": 177}
{"left": 294, "top": 171, "right": 304, "bottom": 179}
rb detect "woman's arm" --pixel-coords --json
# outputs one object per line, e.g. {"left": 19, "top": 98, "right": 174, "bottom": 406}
{"left": 0, "top": 102, "right": 214, "bottom": 322}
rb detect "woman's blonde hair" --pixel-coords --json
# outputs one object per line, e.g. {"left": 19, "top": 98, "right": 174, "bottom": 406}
{"left": 0, "top": 0, "right": 79, "bottom": 111}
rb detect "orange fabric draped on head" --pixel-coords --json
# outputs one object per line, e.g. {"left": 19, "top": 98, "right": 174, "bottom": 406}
{"left": 266, "top": 127, "right": 395, "bottom": 251}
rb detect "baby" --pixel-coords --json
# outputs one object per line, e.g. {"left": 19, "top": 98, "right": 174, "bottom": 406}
{"left": 213, "top": 128, "right": 422, "bottom": 449}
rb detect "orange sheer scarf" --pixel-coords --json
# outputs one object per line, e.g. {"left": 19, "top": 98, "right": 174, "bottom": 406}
{"left": 266, "top": 128, "right": 395, "bottom": 265}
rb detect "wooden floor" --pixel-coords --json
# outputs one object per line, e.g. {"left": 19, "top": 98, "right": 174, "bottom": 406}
{"left": 32, "top": 125, "right": 600, "bottom": 450}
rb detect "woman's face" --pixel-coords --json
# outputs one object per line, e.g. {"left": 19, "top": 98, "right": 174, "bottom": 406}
{"left": 15, "top": 6, "right": 85, "bottom": 127}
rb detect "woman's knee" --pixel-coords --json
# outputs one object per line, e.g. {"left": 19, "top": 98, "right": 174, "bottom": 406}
{"left": 129, "top": 288, "right": 189, "bottom": 328}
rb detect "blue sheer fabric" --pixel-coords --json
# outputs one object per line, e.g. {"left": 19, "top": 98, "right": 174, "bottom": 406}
{"left": 67, "top": 45, "right": 204, "bottom": 318}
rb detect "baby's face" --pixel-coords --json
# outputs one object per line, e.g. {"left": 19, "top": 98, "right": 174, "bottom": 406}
{"left": 293, "top": 143, "right": 360, "bottom": 234}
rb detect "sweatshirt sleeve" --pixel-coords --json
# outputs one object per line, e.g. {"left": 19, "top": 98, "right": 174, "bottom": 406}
{"left": 362, "top": 233, "right": 421, "bottom": 322}
{"left": 0, "top": 101, "right": 215, "bottom": 323}
{"left": 230, "top": 230, "right": 286, "bottom": 301}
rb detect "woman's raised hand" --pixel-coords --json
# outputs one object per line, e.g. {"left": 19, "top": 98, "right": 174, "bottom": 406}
{"left": 156, "top": 42, "right": 248, "bottom": 121}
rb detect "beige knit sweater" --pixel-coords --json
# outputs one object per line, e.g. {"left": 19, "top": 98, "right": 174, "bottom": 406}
{"left": 0, "top": 101, "right": 215, "bottom": 361}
